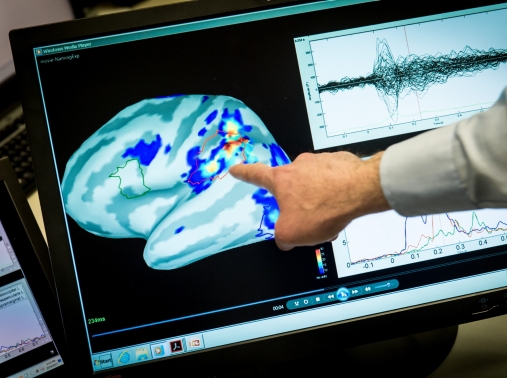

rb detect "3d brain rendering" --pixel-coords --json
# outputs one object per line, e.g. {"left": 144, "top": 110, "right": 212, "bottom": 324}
{"left": 61, "top": 95, "right": 290, "bottom": 269}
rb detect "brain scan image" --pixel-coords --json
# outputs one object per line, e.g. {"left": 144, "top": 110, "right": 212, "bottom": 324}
{"left": 61, "top": 95, "right": 290, "bottom": 269}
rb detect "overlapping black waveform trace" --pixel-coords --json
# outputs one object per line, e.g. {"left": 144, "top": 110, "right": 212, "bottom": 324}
{"left": 318, "top": 39, "right": 507, "bottom": 117}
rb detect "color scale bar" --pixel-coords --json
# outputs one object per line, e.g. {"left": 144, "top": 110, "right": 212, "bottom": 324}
{"left": 315, "top": 249, "right": 325, "bottom": 275}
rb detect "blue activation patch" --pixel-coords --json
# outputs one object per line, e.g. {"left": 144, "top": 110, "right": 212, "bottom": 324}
{"left": 205, "top": 110, "right": 218, "bottom": 125}
{"left": 269, "top": 143, "right": 290, "bottom": 167}
{"left": 252, "top": 188, "right": 279, "bottom": 239}
{"left": 122, "top": 134, "right": 162, "bottom": 166}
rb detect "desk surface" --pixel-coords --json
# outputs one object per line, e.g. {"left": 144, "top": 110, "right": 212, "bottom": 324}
{"left": 26, "top": 191, "right": 507, "bottom": 377}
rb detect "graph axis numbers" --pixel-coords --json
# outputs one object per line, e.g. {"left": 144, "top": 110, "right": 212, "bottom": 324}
{"left": 333, "top": 210, "right": 507, "bottom": 278}
{"left": 310, "top": 48, "right": 331, "bottom": 140}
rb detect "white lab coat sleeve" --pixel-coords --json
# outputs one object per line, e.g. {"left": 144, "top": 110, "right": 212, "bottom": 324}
{"left": 380, "top": 87, "right": 507, "bottom": 216}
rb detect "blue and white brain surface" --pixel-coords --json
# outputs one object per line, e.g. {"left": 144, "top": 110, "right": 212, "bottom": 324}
{"left": 61, "top": 95, "right": 291, "bottom": 269}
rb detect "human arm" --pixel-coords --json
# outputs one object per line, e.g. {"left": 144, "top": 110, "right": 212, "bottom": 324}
{"left": 230, "top": 86, "right": 507, "bottom": 250}
{"left": 381, "top": 86, "right": 507, "bottom": 216}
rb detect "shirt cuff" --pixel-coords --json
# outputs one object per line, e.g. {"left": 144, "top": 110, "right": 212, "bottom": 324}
{"left": 379, "top": 125, "right": 478, "bottom": 217}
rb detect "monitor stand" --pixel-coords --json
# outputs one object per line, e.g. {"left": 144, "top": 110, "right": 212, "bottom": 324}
{"left": 223, "top": 325, "right": 458, "bottom": 377}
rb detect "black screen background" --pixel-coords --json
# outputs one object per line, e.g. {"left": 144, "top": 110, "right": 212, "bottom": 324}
{"left": 33, "top": 6, "right": 507, "bottom": 354}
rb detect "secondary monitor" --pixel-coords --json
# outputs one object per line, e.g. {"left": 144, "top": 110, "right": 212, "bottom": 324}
{"left": 0, "top": 157, "right": 69, "bottom": 377}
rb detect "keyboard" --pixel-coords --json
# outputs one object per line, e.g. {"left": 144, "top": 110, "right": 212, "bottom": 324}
{"left": 0, "top": 105, "right": 36, "bottom": 194}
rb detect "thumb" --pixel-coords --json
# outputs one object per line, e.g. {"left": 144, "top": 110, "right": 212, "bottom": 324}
{"left": 229, "top": 163, "right": 275, "bottom": 192}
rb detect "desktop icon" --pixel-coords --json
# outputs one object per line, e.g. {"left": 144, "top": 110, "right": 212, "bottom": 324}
{"left": 136, "top": 347, "right": 150, "bottom": 361}
{"left": 169, "top": 339, "right": 184, "bottom": 353}
{"left": 117, "top": 350, "right": 131, "bottom": 365}
{"left": 151, "top": 342, "right": 169, "bottom": 359}
{"left": 187, "top": 335, "right": 204, "bottom": 351}
{"left": 154, "top": 345, "right": 165, "bottom": 356}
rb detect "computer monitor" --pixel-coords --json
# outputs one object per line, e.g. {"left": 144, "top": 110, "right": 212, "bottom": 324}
{"left": 9, "top": 0, "right": 507, "bottom": 376}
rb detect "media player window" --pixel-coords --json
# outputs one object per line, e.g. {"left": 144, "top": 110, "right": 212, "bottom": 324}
{"left": 31, "top": 1, "right": 507, "bottom": 372}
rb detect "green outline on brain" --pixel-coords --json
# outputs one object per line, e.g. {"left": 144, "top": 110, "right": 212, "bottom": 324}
{"left": 61, "top": 95, "right": 290, "bottom": 269}
{"left": 110, "top": 159, "right": 152, "bottom": 199}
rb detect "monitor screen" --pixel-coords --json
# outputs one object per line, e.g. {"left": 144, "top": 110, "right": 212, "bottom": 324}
{"left": 22, "top": 0, "right": 507, "bottom": 374}
{"left": 0, "top": 183, "right": 64, "bottom": 377}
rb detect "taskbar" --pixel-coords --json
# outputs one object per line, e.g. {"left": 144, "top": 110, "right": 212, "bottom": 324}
{"left": 92, "top": 334, "right": 204, "bottom": 371}
{"left": 7, "top": 355, "right": 64, "bottom": 378}
{"left": 91, "top": 270, "right": 507, "bottom": 373}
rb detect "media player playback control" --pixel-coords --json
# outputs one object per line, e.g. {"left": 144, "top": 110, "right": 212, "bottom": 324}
{"left": 286, "top": 279, "right": 399, "bottom": 310}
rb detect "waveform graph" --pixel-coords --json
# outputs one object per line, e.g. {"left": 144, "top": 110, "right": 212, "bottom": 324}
{"left": 332, "top": 208, "right": 507, "bottom": 278}
{"left": 0, "top": 282, "right": 49, "bottom": 362}
{"left": 302, "top": 6, "right": 507, "bottom": 149}
{"left": 318, "top": 40, "right": 507, "bottom": 118}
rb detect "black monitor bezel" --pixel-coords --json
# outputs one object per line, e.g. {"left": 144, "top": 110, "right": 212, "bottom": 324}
{"left": 9, "top": 0, "right": 507, "bottom": 376}
{"left": 0, "top": 157, "right": 70, "bottom": 377}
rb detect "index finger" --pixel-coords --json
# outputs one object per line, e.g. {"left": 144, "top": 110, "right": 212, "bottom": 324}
{"left": 229, "top": 163, "right": 275, "bottom": 192}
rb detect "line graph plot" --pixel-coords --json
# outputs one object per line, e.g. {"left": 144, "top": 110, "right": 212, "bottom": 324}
{"left": 0, "top": 335, "right": 46, "bottom": 355}
{"left": 295, "top": 6, "right": 507, "bottom": 150}
{"left": 318, "top": 39, "right": 507, "bottom": 118}
{"left": 333, "top": 209, "right": 507, "bottom": 278}
{"left": 0, "top": 283, "right": 50, "bottom": 362}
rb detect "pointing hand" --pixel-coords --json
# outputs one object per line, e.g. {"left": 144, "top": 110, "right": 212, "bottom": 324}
{"left": 229, "top": 151, "right": 390, "bottom": 250}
